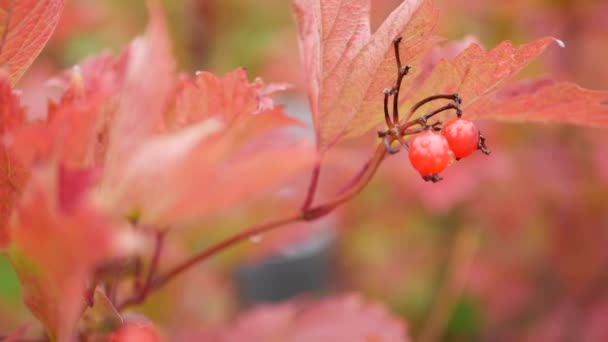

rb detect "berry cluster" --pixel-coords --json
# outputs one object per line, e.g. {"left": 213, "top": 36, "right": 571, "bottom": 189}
{"left": 378, "top": 37, "right": 491, "bottom": 182}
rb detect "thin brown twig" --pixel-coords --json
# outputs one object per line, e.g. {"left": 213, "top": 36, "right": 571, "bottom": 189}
{"left": 118, "top": 143, "right": 388, "bottom": 309}
{"left": 405, "top": 94, "right": 460, "bottom": 122}
{"left": 148, "top": 213, "right": 303, "bottom": 293}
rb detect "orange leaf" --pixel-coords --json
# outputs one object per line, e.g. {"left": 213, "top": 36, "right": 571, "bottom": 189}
{"left": 0, "top": 0, "right": 64, "bottom": 85}
{"left": 8, "top": 164, "right": 117, "bottom": 340}
{"left": 466, "top": 79, "right": 608, "bottom": 127}
{"left": 293, "top": 0, "right": 440, "bottom": 149}
{"left": 171, "top": 69, "right": 282, "bottom": 126}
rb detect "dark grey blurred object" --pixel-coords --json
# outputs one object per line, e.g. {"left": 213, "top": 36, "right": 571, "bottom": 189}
{"left": 236, "top": 229, "right": 335, "bottom": 307}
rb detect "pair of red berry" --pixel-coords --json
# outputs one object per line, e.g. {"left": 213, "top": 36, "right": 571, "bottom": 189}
{"left": 379, "top": 36, "right": 490, "bottom": 183}
{"left": 408, "top": 118, "right": 485, "bottom": 182}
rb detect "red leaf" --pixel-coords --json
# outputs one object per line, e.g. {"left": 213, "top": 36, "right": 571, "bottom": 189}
{"left": 466, "top": 79, "right": 608, "bottom": 127}
{"left": 0, "top": 0, "right": 64, "bottom": 85}
{"left": 222, "top": 294, "right": 410, "bottom": 342}
{"left": 3, "top": 66, "right": 113, "bottom": 190}
{"left": 8, "top": 164, "right": 118, "bottom": 340}
{"left": 0, "top": 71, "right": 26, "bottom": 247}
{"left": 293, "top": 0, "right": 440, "bottom": 149}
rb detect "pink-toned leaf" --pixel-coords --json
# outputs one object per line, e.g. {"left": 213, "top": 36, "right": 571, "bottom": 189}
{"left": 0, "top": 0, "right": 64, "bottom": 85}
{"left": 222, "top": 294, "right": 409, "bottom": 342}
{"left": 8, "top": 164, "right": 118, "bottom": 340}
{"left": 293, "top": 0, "right": 440, "bottom": 149}
{"left": 106, "top": 111, "right": 314, "bottom": 227}
{"left": 51, "top": 49, "right": 129, "bottom": 102}
{"left": 100, "top": 64, "right": 315, "bottom": 226}
{"left": 466, "top": 79, "right": 608, "bottom": 127}
{"left": 104, "top": 1, "right": 175, "bottom": 183}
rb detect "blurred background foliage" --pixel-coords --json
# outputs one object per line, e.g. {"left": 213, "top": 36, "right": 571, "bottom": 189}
{"left": 3, "top": 0, "right": 608, "bottom": 340}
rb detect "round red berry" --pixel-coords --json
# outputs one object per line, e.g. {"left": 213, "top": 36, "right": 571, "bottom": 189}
{"left": 408, "top": 130, "right": 451, "bottom": 179}
{"left": 109, "top": 322, "right": 162, "bottom": 342}
{"left": 442, "top": 118, "right": 479, "bottom": 159}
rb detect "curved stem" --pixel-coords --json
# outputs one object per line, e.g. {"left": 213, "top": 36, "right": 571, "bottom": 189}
{"left": 301, "top": 161, "right": 322, "bottom": 211}
{"left": 122, "top": 143, "right": 388, "bottom": 304}
{"left": 405, "top": 94, "right": 460, "bottom": 122}
{"left": 400, "top": 103, "right": 459, "bottom": 131}
{"left": 148, "top": 213, "right": 302, "bottom": 292}
{"left": 312, "top": 143, "right": 386, "bottom": 212}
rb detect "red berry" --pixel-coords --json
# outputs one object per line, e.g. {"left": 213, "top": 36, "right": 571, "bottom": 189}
{"left": 442, "top": 118, "right": 479, "bottom": 159}
{"left": 109, "top": 322, "right": 163, "bottom": 342}
{"left": 408, "top": 130, "right": 451, "bottom": 181}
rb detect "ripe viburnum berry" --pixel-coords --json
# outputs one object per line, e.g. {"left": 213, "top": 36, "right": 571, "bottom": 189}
{"left": 442, "top": 118, "right": 479, "bottom": 159}
{"left": 408, "top": 130, "right": 452, "bottom": 182}
{"left": 109, "top": 322, "right": 163, "bottom": 342}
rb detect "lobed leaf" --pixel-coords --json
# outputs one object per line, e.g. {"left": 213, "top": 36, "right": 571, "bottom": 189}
{"left": 406, "top": 37, "right": 562, "bottom": 116}
{"left": 0, "top": 0, "right": 64, "bottom": 85}
{"left": 293, "top": 0, "right": 440, "bottom": 149}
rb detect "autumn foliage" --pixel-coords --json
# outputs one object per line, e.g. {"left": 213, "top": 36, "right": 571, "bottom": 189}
{"left": 0, "top": 0, "right": 607, "bottom": 340}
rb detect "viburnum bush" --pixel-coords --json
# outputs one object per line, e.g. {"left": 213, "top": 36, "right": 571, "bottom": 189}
{"left": 0, "top": 0, "right": 607, "bottom": 341}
